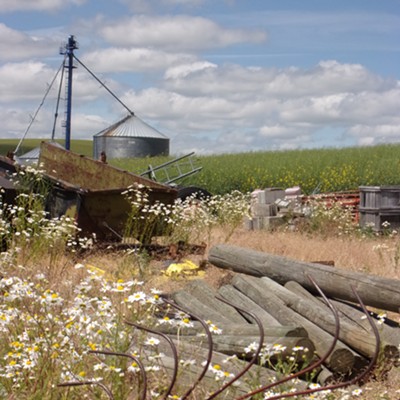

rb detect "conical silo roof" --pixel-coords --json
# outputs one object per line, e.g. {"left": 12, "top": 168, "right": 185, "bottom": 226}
{"left": 16, "top": 141, "right": 64, "bottom": 165}
{"left": 94, "top": 114, "right": 168, "bottom": 139}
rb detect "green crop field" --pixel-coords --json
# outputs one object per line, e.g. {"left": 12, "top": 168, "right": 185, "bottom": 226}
{"left": 112, "top": 144, "right": 400, "bottom": 195}
{"left": 3, "top": 139, "right": 400, "bottom": 195}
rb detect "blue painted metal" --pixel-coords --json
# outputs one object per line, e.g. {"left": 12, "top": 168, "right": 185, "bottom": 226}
{"left": 61, "top": 35, "right": 78, "bottom": 151}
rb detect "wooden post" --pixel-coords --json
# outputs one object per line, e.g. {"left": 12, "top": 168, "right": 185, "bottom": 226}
{"left": 218, "top": 284, "right": 281, "bottom": 326}
{"left": 208, "top": 244, "right": 400, "bottom": 312}
{"left": 232, "top": 274, "right": 356, "bottom": 374}
{"left": 257, "top": 275, "right": 398, "bottom": 361}
{"left": 183, "top": 279, "right": 248, "bottom": 324}
{"left": 156, "top": 321, "right": 308, "bottom": 338}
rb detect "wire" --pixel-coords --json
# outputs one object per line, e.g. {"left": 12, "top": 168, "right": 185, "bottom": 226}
{"left": 14, "top": 56, "right": 67, "bottom": 155}
{"left": 73, "top": 54, "right": 134, "bottom": 116}
{"left": 51, "top": 58, "right": 66, "bottom": 141}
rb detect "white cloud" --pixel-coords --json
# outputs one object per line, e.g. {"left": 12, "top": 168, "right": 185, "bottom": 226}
{"left": 82, "top": 47, "right": 196, "bottom": 73}
{"left": 164, "top": 60, "right": 389, "bottom": 99}
{"left": 0, "top": 61, "right": 56, "bottom": 102}
{"left": 70, "top": 113, "right": 110, "bottom": 138}
{"left": 114, "top": 59, "right": 400, "bottom": 153}
{"left": 3, "top": 53, "right": 399, "bottom": 153}
{"left": 0, "top": 0, "right": 86, "bottom": 13}
{"left": 0, "top": 61, "right": 111, "bottom": 104}
{"left": 349, "top": 124, "right": 400, "bottom": 145}
{"left": 100, "top": 15, "right": 266, "bottom": 51}
{"left": 0, "top": 24, "right": 58, "bottom": 61}
{"left": 164, "top": 61, "right": 217, "bottom": 80}
{"left": 120, "top": 0, "right": 212, "bottom": 14}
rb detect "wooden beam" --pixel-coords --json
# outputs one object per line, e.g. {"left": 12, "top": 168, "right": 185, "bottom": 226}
{"left": 209, "top": 244, "right": 400, "bottom": 312}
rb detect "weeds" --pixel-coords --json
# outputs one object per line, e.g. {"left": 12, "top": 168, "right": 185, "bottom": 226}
{"left": 0, "top": 165, "right": 399, "bottom": 398}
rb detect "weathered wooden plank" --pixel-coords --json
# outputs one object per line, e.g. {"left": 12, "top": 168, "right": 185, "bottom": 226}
{"left": 232, "top": 274, "right": 356, "bottom": 374}
{"left": 218, "top": 284, "right": 281, "bottom": 326}
{"left": 208, "top": 244, "right": 400, "bottom": 312}
{"left": 171, "top": 290, "right": 233, "bottom": 326}
{"left": 156, "top": 321, "right": 308, "bottom": 338}
{"left": 139, "top": 352, "right": 253, "bottom": 397}
{"left": 137, "top": 336, "right": 308, "bottom": 396}
{"left": 258, "top": 275, "right": 399, "bottom": 362}
{"left": 326, "top": 297, "right": 400, "bottom": 351}
{"left": 184, "top": 279, "right": 248, "bottom": 324}
{"left": 195, "top": 335, "right": 315, "bottom": 363}
{"left": 284, "top": 280, "right": 365, "bottom": 331}
{"left": 285, "top": 280, "right": 400, "bottom": 360}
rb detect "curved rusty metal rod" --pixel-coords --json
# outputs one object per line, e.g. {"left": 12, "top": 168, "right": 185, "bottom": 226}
{"left": 249, "top": 282, "right": 382, "bottom": 400}
{"left": 162, "top": 297, "right": 214, "bottom": 400}
{"left": 58, "top": 379, "right": 114, "bottom": 399}
{"left": 206, "top": 296, "right": 265, "bottom": 400}
{"left": 124, "top": 319, "right": 178, "bottom": 400}
{"left": 88, "top": 349, "right": 147, "bottom": 400}
{"left": 234, "top": 274, "right": 341, "bottom": 400}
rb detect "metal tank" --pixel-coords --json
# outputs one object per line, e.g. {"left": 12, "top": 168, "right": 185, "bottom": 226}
{"left": 93, "top": 114, "right": 169, "bottom": 160}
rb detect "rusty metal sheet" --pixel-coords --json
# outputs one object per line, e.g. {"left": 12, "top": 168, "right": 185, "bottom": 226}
{"left": 39, "top": 141, "right": 177, "bottom": 241}
{"left": 39, "top": 141, "right": 177, "bottom": 193}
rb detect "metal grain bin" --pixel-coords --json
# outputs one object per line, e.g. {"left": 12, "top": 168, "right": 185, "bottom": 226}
{"left": 93, "top": 114, "right": 169, "bottom": 160}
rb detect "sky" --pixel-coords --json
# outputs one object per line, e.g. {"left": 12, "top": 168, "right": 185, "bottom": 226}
{"left": 0, "top": 0, "right": 399, "bottom": 156}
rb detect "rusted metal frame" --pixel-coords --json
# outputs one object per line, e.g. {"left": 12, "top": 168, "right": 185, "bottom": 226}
{"left": 88, "top": 349, "right": 147, "bottom": 400}
{"left": 234, "top": 274, "right": 342, "bottom": 400}
{"left": 162, "top": 297, "right": 214, "bottom": 400}
{"left": 57, "top": 379, "right": 114, "bottom": 399}
{"left": 124, "top": 319, "right": 178, "bottom": 400}
{"left": 205, "top": 296, "right": 265, "bottom": 400}
{"left": 57, "top": 349, "right": 146, "bottom": 400}
{"left": 237, "top": 278, "right": 381, "bottom": 400}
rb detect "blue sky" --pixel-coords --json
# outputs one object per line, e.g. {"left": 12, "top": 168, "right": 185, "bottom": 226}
{"left": 0, "top": 0, "right": 399, "bottom": 155}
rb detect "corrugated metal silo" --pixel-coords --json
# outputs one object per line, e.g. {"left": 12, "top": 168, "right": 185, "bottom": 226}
{"left": 93, "top": 114, "right": 169, "bottom": 160}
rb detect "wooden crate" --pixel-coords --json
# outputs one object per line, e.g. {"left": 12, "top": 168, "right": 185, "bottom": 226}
{"left": 359, "top": 186, "right": 400, "bottom": 210}
{"left": 359, "top": 209, "right": 400, "bottom": 231}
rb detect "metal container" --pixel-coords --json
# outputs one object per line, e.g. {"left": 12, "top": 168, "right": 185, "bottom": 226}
{"left": 39, "top": 141, "right": 177, "bottom": 242}
{"left": 93, "top": 135, "right": 169, "bottom": 159}
{"left": 0, "top": 156, "right": 17, "bottom": 205}
{"left": 93, "top": 114, "right": 169, "bottom": 160}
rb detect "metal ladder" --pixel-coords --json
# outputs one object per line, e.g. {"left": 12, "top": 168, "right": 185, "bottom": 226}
{"left": 140, "top": 152, "right": 202, "bottom": 185}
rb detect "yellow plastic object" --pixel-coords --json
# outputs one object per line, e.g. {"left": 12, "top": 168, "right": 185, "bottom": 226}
{"left": 164, "top": 259, "right": 205, "bottom": 278}
{"left": 86, "top": 264, "right": 107, "bottom": 277}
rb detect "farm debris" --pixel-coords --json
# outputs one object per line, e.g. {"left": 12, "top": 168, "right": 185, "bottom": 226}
{"left": 205, "top": 243, "right": 400, "bottom": 385}
{"left": 164, "top": 259, "right": 205, "bottom": 278}
{"left": 246, "top": 186, "right": 361, "bottom": 231}
{"left": 59, "top": 278, "right": 377, "bottom": 399}
{"left": 359, "top": 185, "right": 400, "bottom": 231}
{"left": 246, "top": 186, "right": 303, "bottom": 230}
{"left": 38, "top": 141, "right": 177, "bottom": 242}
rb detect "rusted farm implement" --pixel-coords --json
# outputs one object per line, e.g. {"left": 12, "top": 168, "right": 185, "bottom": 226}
{"left": 58, "top": 278, "right": 380, "bottom": 399}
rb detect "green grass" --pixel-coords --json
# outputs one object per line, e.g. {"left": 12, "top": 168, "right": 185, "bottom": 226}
{"left": 0, "top": 139, "right": 93, "bottom": 158}
{"left": 3, "top": 139, "right": 400, "bottom": 195}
